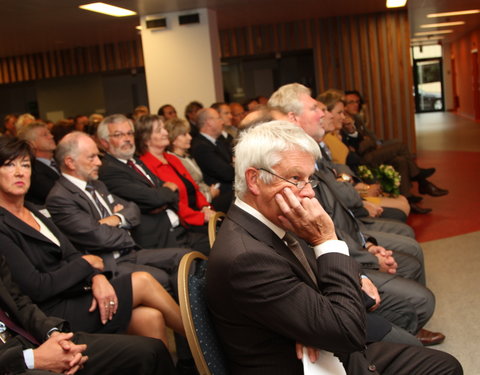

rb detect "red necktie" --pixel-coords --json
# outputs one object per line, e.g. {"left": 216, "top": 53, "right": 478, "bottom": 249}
{"left": 127, "top": 160, "right": 155, "bottom": 187}
{"left": 0, "top": 308, "right": 40, "bottom": 345}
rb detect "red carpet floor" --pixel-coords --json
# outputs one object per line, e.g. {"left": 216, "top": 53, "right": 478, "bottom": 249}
{"left": 407, "top": 150, "right": 480, "bottom": 242}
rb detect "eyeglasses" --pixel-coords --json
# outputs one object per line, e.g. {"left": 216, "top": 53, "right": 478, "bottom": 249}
{"left": 108, "top": 131, "right": 135, "bottom": 139}
{"left": 257, "top": 168, "right": 318, "bottom": 190}
{"left": 346, "top": 100, "right": 360, "bottom": 105}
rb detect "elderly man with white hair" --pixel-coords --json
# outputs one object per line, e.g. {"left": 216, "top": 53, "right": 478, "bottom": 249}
{"left": 206, "top": 120, "right": 462, "bottom": 375}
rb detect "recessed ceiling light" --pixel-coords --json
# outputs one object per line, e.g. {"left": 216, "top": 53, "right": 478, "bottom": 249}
{"left": 420, "top": 21, "right": 465, "bottom": 28}
{"left": 427, "top": 9, "right": 480, "bottom": 18}
{"left": 79, "top": 2, "right": 137, "bottom": 17}
{"left": 415, "top": 30, "right": 453, "bottom": 36}
{"left": 386, "top": 0, "right": 407, "bottom": 8}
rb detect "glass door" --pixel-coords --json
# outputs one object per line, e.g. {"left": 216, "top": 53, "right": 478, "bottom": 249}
{"left": 413, "top": 58, "right": 444, "bottom": 113}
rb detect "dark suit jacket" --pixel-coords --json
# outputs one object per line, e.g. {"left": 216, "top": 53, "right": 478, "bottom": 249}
{"left": 0, "top": 256, "right": 66, "bottom": 374}
{"left": 46, "top": 176, "right": 140, "bottom": 254}
{"left": 190, "top": 134, "right": 234, "bottom": 188}
{"left": 25, "top": 159, "right": 60, "bottom": 206}
{"left": 0, "top": 204, "right": 97, "bottom": 311}
{"left": 98, "top": 153, "right": 179, "bottom": 249}
{"left": 206, "top": 204, "right": 366, "bottom": 375}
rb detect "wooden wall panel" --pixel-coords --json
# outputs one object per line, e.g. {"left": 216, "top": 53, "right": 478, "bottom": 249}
{"left": 217, "top": 10, "right": 416, "bottom": 151}
{"left": 0, "top": 39, "right": 144, "bottom": 85}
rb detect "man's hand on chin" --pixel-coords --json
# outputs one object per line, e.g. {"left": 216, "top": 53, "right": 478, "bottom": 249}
{"left": 275, "top": 187, "right": 337, "bottom": 246}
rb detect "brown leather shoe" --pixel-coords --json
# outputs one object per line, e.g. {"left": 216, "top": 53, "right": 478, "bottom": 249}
{"left": 416, "top": 328, "right": 446, "bottom": 346}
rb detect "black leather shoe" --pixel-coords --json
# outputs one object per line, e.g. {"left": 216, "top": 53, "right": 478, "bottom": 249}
{"left": 407, "top": 195, "right": 423, "bottom": 203}
{"left": 418, "top": 181, "right": 449, "bottom": 197}
{"left": 412, "top": 168, "right": 436, "bottom": 181}
{"left": 410, "top": 203, "right": 432, "bottom": 214}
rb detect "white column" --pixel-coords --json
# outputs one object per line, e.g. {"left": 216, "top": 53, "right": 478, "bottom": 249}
{"left": 140, "top": 8, "right": 223, "bottom": 116}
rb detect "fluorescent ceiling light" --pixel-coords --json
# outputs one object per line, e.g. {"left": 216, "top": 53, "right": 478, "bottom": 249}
{"left": 415, "top": 30, "right": 453, "bottom": 36}
{"left": 79, "top": 2, "right": 137, "bottom": 17}
{"left": 386, "top": 0, "right": 407, "bottom": 8}
{"left": 420, "top": 21, "right": 465, "bottom": 28}
{"left": 411, "top": 36, "right": 444, "bottom": 41}
{"left": 427, "top": 9, "right": 480, "bottom": 18}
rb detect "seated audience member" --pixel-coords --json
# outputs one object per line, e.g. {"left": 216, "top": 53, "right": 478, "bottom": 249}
{"left": 256, "top": 95, "right": 269, "bottom": 105}
{"left": 190, "top": 108, "right": 234, "bottom": 212}
{"left": 74, "top": 115, "right": 89, "bottom": 132}
{"left": 96, "top": 114, "right": 210, "bottom": 253}
{"left": 229, "top": 102, "right": 246, "bottom": 128}
{"left": 135, "top": 115, "right": 216, "bottom": 233}
{"left": 184, "top": 100, "right": 203, "bottom": 138}
{"left": 15, "top": 113, "right": 36, "bottom": 134}
{"left": 18, "top": 121, "right": 60, "bottom": 206}
{"left": 342, "top": 90, "right": 448, "bottom": 212}
{"left": 211, "top": 101, "right": 237, "bottom": 141}
{"left": 0, "top": 255, "right": 176, "bottom": 375}
{"left": 0, "top": 137, "right": 185, "bottom": 343}
{"left": 46, "top": 131, "right": 189, "bottom": 296}
{"left": 2, "top": 113, "right": 17, "bottom": 136}
{"left": 206, "top": 121, "right": 462, "bottom": 375}
{"left": 164, "top": 118, "right": 220, "bottom": 204}
{"left": 243, "top": 98, "right": 260, "bottom": 112}
{"left": 133, "top": 105, "right": 150, "bottom": 120}
{"left": 51, "top": 119, "right": 74, "bottom": 144}
{"left": 157, "top": 104, "right": 178, "bottom": 121}
{"left": 317, "top": 90, "right": 410, "bottom": 218}
{"left": 268, "top": 83, "right": 444, "bottom": 345}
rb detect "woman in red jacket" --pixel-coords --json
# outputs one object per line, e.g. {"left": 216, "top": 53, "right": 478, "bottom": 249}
{"left": 135, "top": 115, "right": 215, "bottom": 232}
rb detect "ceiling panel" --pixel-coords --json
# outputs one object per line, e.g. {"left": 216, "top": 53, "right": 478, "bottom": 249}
{"left": 0, "top": 0, "right": 478, "bottom": 58}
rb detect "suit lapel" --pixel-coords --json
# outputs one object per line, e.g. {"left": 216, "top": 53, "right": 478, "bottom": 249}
{"left": 58, "top": 177, "right": 104, "bottom": 220}
{"left": 227, "top": 205, "right": 319, "bottom": 290}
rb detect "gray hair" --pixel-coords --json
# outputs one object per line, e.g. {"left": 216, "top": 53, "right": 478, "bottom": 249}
{"left": 55, "top": 131, "right": 90, "bottom": 170}
{"left": 97, "top": 114, "right": 134, "bottom": 142}
{"left": 234, "top": 120, "right": 320, "bottom": 198}
{"left": 17, "top": 121, "right": 47, "bottom": 141}
{"left": 267, "top": 83, "right": 311, "bottom": 115}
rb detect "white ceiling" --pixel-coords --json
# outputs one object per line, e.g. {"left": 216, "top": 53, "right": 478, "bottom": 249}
{"left": 0, "top": 0, "right": 478, "bottom": 58}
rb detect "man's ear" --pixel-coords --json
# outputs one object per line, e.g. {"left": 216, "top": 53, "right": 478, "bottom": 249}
{"left": 286, "top": 111, "right": 298, "bottom": 125}
{"left": 245, "top": 167, "right": 261, "bottom": 196}
{"left": 99, "top": 138, "right": 109, "bottom": 152}
{"left": 63, "top": 156, "right": 75, "bottom": 171}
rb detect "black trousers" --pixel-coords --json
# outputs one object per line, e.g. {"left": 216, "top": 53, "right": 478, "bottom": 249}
{"left": 24, "top": 332, "right": 176, "bottom": 375}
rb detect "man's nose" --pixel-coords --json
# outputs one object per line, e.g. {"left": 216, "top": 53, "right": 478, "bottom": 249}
{"left": 300, "top": 182, "right": 315, "bottom": 198}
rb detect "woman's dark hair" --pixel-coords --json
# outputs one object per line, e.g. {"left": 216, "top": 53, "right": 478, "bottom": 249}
{"left": 134, "top": 114, "right": 163, "bottom": 156}
{"left": 0, "top": 136, "right": 35, "bottom": 167}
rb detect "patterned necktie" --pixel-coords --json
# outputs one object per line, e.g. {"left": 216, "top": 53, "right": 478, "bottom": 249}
{"left": 85, "top": 183, "right": 109, "bottom": 218}
{"left": 127, "top": 159, "right": 154, "bottom": 187}
{"left": 0, "top": 308, "right": 40, "bottom": 345}
{"left": 283, "top": 233, "right": 318, "bottom": 287}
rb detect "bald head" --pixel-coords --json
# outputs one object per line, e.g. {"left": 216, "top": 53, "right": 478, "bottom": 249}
{"left": 56, "top": 132, "right": 102, "bottom": 181}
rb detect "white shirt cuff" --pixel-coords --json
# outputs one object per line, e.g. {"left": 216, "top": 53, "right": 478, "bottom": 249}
{"left": 313, "top": 240, "right": 349, "bottom": 258}
{"left": 166, "top": 209, "right": 180, "bottom": 228}
{"left": 114, "top": 213, "right": 128, "bottom": 228}
{"left": 23, "top": 349, "right": 35, "bottom": 369}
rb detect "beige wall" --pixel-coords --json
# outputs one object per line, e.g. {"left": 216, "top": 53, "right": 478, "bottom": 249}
{"left": 141, "top": 8, "right": 223, "bottom": 116}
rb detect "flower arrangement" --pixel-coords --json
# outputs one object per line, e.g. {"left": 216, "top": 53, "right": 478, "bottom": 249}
{"left": 357, "top": 164, "right": 401, "bottom": 196}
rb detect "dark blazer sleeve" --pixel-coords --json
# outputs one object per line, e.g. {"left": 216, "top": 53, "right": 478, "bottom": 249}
{"left": 99, "top": 154, "right": 178, "bottom": 213}
{"left": 46, "top": 178, "right": 139, "bottom": 253}
{"left": 227, "top": 241, "right": 365, "bottom": 352}
{"left": 0, "top": 209, "right": 96, "bottom": 303}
